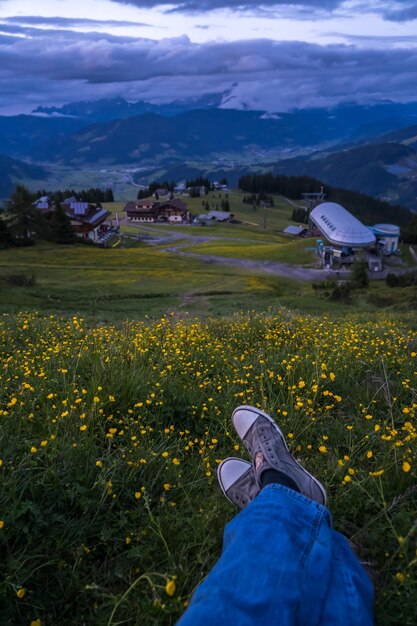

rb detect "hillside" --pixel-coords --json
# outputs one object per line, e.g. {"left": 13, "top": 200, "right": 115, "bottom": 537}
{"left": 42, "top": 108, "right": 345, "bottom": 165}
{"left": 40, "top": 103, "right": 417, "bottom": 166}
{"left": 273, "top": 142, "right": 417, "bottom": 210}
{"left": 0, "top": 115, "right": 84, "bottom": 160}
{"left": 374, "top": 123, "right": 417, "bottom": 148}
{"left": 0, "top": 155, "right": 50, "bottom": 199}
{"left": 3, "top": 102, "right": 417, "bottom": 213}
{"left": 3, "top": 101, "right": 417, "bottom": 166}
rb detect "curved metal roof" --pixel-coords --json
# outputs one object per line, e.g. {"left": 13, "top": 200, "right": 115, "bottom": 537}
{"left": 371, "top": 223, "right": 400, "bottom": 235}
{"left": 310, "top": 202, "right": 376, "bottom": 247}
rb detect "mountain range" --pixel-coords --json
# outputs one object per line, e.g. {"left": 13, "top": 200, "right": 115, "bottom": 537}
{"left": 0, "top": 155, "right": 49, "bottom": 199}
{"left": 1, "top": 96, "right": 417, "bottom": 210}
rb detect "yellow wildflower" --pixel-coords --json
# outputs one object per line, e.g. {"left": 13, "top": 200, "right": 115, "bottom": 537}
{"left": 165, "top": 579, "right": 176, "bottom": 597}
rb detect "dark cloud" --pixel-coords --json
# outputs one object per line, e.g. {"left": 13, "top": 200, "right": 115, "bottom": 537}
{"left": 111, "top": 0, "right": 417, "bottom": 21}
{"left": 351, "top": 0, "right": 417, "bottom": 23}
{"left": 3, "top": 15, "right": 151, "bottom": 28}
{"left": 325, "top": 32, "right": 417, "bottom": 45}
{"left": 0, "top": 22, "right": 138, "bottom": 43}
{"left": 112, "top": 0, "right": 342, "bottom": 13}
{"left": 1, "top": 20, "right": 417, "bottom": 114}
{"left": 383, "top": 5, "right": 417, "bottom": 22}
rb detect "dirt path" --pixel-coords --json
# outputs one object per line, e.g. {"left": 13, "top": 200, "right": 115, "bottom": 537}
{"left": 121, "top": 221, "right": 412, "bottom": 282}
{"left": 163, "top": 245, "right": 333, "bottom": 280}
{"left": 125, "top": 223, "right": 326, "bottom": 280}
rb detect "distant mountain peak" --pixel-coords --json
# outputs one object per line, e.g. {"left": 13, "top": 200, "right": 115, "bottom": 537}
{"left": 31, "top": 91, "right": 235, "bottom": 123}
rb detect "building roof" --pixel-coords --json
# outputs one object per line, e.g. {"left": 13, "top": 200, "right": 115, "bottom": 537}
{"left": 283, "top": 225, "right": 307, "bottom": 235}
{"left": 164, "top": 199, "right": 187, "bottom": 211}
{"left": 124, "top": 199, "right": 188, "bottom": 214}
{"left": 310, "top": 202, "right": 376, "bottom": 247}
{"left": 371, "top": 223, "right": 400, "bottom": 235}
{"left": 205, "top": 211, "right": 231, "bottom": 220}
{"left": 66, "top": 204, "right": 110, "bottom": 226}
{"left": 84, "top": 208, "right": 110, "bottom": 225}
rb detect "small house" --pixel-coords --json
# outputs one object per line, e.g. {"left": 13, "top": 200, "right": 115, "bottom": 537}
{"left": 124, "top": 198, "right": 191, "bottom": 224}
{"left": 283, "top": 225, "right": 308, "bottom": 237}
{"left": 63, "top": 201, "right": 111, "bottom": 241}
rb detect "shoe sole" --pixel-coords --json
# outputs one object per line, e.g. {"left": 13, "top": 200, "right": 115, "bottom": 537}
{"left": 232, "top": 405, "right": 327, "bottom": 505}
{"left": 217, "top": 457, "right": 252, "bottom": 506}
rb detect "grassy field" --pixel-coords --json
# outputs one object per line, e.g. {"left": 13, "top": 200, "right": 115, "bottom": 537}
{"left": 164, "top": 190, "right": 299, "bottom": 232}
{"left": 0, "top": 241, "right": 313, "bottom": 321}
{"left": 0, "top": 237, "right": 416, "bottom": 321}
{"left": 111, "top": 190, "right": 301, "bottom": 234}
{"left": 1, "top": 199, "right": 417, "bottom": 624}
{"left": 120, "top": 222, "right": 289, "bottom": 242}
{"left": 0, "top": 310, "right": 416, "bottom": 625}
{"left": 184, "top": 238, "right": 317, "bottom": 265}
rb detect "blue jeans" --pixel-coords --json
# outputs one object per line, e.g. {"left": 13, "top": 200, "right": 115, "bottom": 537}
{"left": 178, "top": 484, "right": 374, "bottom": 625}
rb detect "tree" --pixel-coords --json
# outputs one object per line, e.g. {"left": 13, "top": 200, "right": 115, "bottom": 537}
{"left": 6, "top": 184, "right": 40, "bottom": 241}
{"left": 48, "top": 205, "right": 75, "bottom": 244}
{"left": 0, "top": 217, "right": 13, "bottom": 248}
{"left": 291, "top": 208, "right": 309, "bottom": 224}
{"left": 402, "top": 215, "right": 417, "bottom": 243}
{"left": 351, "top": 260, "right": 369, "bottom": 288}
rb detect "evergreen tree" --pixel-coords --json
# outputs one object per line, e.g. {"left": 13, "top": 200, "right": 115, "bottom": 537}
{"left": 351, "top": 260, "right": 369, "bottom": 288}
{"left": 49, "top": 205, "right": 75, "bottom": 244}
{"left": 6, "top": 184, "right": 40, "bottom": 241}
{"left": 238, "top": 173, "right": 413, "bottom": 226}
{"left": 0, "top": 217, "right": 13, "bottom": 248}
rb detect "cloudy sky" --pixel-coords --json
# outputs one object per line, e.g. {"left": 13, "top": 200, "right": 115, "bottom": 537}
{"left": 1, "top": 0, "right": 417, "bottom": 114}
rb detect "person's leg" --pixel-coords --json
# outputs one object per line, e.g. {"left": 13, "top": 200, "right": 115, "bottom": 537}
{"left": 178, "top": 483, "right": 373, "bottom": 626}
{"left": 177, "top": 406, "right": 373, "bottom": 626}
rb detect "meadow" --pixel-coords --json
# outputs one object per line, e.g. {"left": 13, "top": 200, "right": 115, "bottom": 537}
{"left": 1, "top": 194, "right": 417, "bottom": 625}
{"left": 0, "top": 241, "right": 311, "bottom": 321}
{"left": 0, "top": 310, "right": 416, "bottom": 625}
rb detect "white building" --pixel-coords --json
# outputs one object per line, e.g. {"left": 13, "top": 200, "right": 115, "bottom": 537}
{"left": 309, "top": 202, "right": 376, "bottom": 248}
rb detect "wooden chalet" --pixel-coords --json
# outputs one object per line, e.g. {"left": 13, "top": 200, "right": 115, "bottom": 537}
{"left": 62, "top": 200, "right": 111, "bottom": 241}
{"left": 124, "top": 198, "right": 191, "bottom": 224}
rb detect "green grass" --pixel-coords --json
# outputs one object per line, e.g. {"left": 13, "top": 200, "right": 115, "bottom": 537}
{"left": 0, "top": 241, "right": 307, "bottom": 321}
{"left": 120, "top": 221, "right": 286, "bottom": 242}
{"left": 0, "top": 310, "right": 416, "bottom": 625}
{"left": 116, "top": 190, "right": 299, "bottom": 235}
{"left": 1, "top": 239, "right": 416, "bottom": 322}
{"left": 184, "top": 238, "right": 317, "bottom": 265}
{"left": 169, "top": 190, "right": 298, "bottom": 232}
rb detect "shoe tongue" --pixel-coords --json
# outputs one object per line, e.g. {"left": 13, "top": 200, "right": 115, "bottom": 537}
{"left": 255, "top": 451, "right": 265, "bottom": 472}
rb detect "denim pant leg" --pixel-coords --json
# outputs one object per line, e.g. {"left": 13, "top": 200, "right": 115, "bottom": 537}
{"left": 177, "top": 484, "right": 373, "bottom": 626}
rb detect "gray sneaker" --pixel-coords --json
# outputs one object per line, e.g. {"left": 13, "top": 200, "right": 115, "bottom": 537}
{"left": 232, "top": 405, "right": 327, "bottom": 505}
{"left": 217, "top": 457, "right": 260, "bottom": 509}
